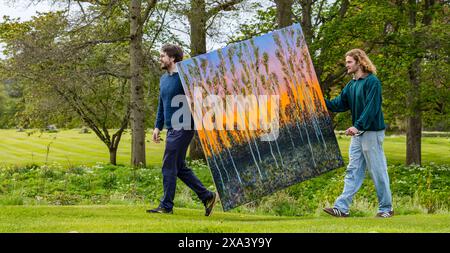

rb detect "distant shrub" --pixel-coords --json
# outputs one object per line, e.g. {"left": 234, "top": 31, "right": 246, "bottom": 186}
{"left": 45, "top": 125, "right": 59, "bottom": 133}
{"left": 79, "top": 126, "right": 91, "bottom": 134}
{"left": 0, "top": 195, "right": 24, "bottom": 205}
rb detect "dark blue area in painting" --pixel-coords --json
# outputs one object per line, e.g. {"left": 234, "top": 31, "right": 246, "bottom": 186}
{"left": 207, "top": 115, "right": 343, "bottom": 211}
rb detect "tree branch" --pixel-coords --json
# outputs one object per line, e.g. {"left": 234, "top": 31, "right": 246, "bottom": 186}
{"left": 72, "top": 37, "right": 131, "bottom": 50}
{"left": 144, "top": 0, "right": 171, "bottom": 64}
{"left": 314, "top": 0, "right": 326, "bottom": 28}
{"left": 112, "top": 104, "right": 131, "bottom": 149}
{"left": 93, "top": 70, "right": 131, "bottom": 79}
{"left": 141, "top": 0, "right": 158, "bottom": 24}
{"left": 206, "top": 0, "right": 243, "bottom": 19}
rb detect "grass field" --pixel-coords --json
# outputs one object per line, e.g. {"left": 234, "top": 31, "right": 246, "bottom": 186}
{"left": 0, "top": 129, "right": 166, "bottom": 167}
{"left": 0, "top": 129, "right": 448, "bottom": 167}
{"left": 0, "top": 205, "right": 448, "bottom": 233}
{"left": 0, "top": 129, "right": 448, "bottom": 233}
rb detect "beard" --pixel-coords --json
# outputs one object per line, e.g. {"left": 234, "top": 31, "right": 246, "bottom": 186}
{"left": 347, "top": 67, "right": 357, "bottom": 74}
{"left": 161, "top": 62, "right": 168, "bottom": 70}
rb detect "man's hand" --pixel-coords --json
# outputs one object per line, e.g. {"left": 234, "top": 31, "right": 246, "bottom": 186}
{"left": 152, "top": 128, "right": 162, "bottom": 143}
{"left": 345, "top": 126, "right": 359, "bottom": 136}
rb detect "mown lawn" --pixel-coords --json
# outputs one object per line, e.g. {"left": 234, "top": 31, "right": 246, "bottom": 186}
{"left": 0, "top": 129, "right": 167, "bottom": 167}
{"left": 336, "top": 134, "right": 450, "bottom": 165}
{"left": 0, "top": 130, "right": 448, "bottom": 233}
{"left": 0, "top": 205, "right": 448, "bottom": 233}
{"left": 0, "top": 129, "right": 448, "bottom": 167}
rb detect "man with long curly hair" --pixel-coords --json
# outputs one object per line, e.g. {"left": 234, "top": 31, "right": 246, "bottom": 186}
{"left": 323, "top": 49, "right": 394, "bottom": 218}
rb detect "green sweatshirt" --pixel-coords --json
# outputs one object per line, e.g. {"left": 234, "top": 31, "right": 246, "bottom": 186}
{"left": 325, "top": 73, "right": 386, "bottom": 131}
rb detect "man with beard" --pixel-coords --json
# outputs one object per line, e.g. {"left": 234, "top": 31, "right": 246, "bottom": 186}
{"left": 147, "top": 44, "right": 219, "bottom": 216}
{"left": 323, "top": 49, "right": 393, "bottom": 218}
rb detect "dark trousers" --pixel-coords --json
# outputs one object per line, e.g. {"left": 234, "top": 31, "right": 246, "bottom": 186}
{"left": 160, "top": 129, "right": 212, "bottom": 210}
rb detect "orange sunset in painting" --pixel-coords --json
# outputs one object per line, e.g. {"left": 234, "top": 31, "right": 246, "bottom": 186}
{"left": 177, "top": 23, "right": 344, "bottom": 211}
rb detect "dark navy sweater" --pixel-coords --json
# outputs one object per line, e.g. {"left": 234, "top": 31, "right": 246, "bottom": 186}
{"left": 155, "top": 72, "right": 192, "bottom": 130}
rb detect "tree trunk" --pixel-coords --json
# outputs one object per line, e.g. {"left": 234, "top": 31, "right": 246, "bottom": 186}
{"left": 299, "top": 0, "right": 313, "bottom": 46}
{"left": 274, "top": 0, "right": 294, "bottom": 29}
{"left": 406, "top": 114, "right": 422, "bottom": 165}
{"left": 190, "top": 131, "right": 205, "bottom": 160}
{"left": 188, "top": 0, "right": 207, "bottom": 160}
{"left": 404, "top": 0, "right": 431, "bottom": 166}
{"left": 109, "top": 147, "right": 118, "bottom": 165}
{"left": 130, "top": 0, "right": 146, "bottom": 167}
{"left": 186, "top": 0, "right": 244, "bottom": 161}
{"left": 339, "top": 0, "right": 350, "bottom": 19}
{"left": 189, "top": 0, "right": 207, "bottom": 56}
{"left": 406, "top": 58, "right": 422, "bottom": 165}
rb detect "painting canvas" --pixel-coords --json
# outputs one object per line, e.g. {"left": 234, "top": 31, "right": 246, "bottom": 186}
{"left": 176, "top": 23, "right": 344, "bottom": 211}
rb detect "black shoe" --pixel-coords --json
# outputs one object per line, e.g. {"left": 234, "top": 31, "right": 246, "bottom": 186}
{"left": 376, "top": 210, "right": 394, "bottom": 218}
{"left": 323, "top": 207, "right": 349, "bottom": 217}
{"left": 146, "top": 206, "right": 173, "bottom": 214}
{"left": 204, "top": 192, "right": 219, "bottom": 217}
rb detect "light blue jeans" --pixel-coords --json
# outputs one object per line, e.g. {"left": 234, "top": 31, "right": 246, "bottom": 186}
{"left": 334, "top": 130, "right": 393, "bottom": 214}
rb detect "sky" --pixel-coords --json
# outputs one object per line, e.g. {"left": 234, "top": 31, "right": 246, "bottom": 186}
{"left": 0, "top": 1, "right": 62, "bottom": 20}
{"left": 0, "top": 0, "right": 67, "bottom": 58}
{"left": 0, "top": 0, "right": 272, "bottom": 58}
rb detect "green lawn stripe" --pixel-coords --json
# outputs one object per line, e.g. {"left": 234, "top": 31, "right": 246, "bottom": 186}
{"left": 0, "top": 130, "right": 448, "bottom": 167}
{"left": 0, "top": 205, "right": 448, "bottom": 233}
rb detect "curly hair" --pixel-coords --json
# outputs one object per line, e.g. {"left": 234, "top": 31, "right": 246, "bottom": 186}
{"left": 161, "top": 44, "right": 184, "bottom": 63}
{"left": 345, "top": 49, "right": 377, "bottom": 74}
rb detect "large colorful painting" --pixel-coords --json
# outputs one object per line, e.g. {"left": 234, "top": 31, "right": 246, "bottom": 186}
{"left": 176, "top": 23, "right": 344, "bottom": 211}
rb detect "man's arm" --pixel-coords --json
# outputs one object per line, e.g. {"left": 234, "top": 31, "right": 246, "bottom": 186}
{"left": 325, "top": 85, "right": 350, "bottom": 113}
{"left": 152, "top": 95, "right": 165, "bottom": 143}
{"left": 353, "top": 79, "right": 382, "bottom": 130}
{"left": 155, "top": 95, "right": 164, "bottom": 130}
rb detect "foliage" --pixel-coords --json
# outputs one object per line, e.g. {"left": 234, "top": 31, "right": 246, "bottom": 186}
{"left": 0, "top": 12, "right": 129, "bottom": 129}
{"left": 0, "top": 1, "right": 447, "bottom": 133}
{"left": 0, "top": 161, "right": 448, "bottom": 216}
{"left": 229, "top": 0, "right": 450, "bottom": 132}
{"left": 0, "top": 78, "right": 23, "bottom": 128}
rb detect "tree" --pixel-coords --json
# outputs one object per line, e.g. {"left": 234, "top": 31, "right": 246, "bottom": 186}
{"left": 0, "top": 73, "right": 24, "bottom": 128}
{"left": 169, "top": 0, "right": 245, "bottom": 160}
{"left": 7, "top": 0, "right": 181, "bottom": 167}
{"left": 381, "top": 0, "right": 448, "bottom": 165}
{"left": 129, "top": 0, "right": 158, "bottom": 167}
{"left": 274, "top": 0, "right": 294, "bottom": 29}
{"left": 0, "top": 12, "right": 131, "bottom": 165}
{"left": 30, "top": 0, "right": 160, "bottom": 167}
